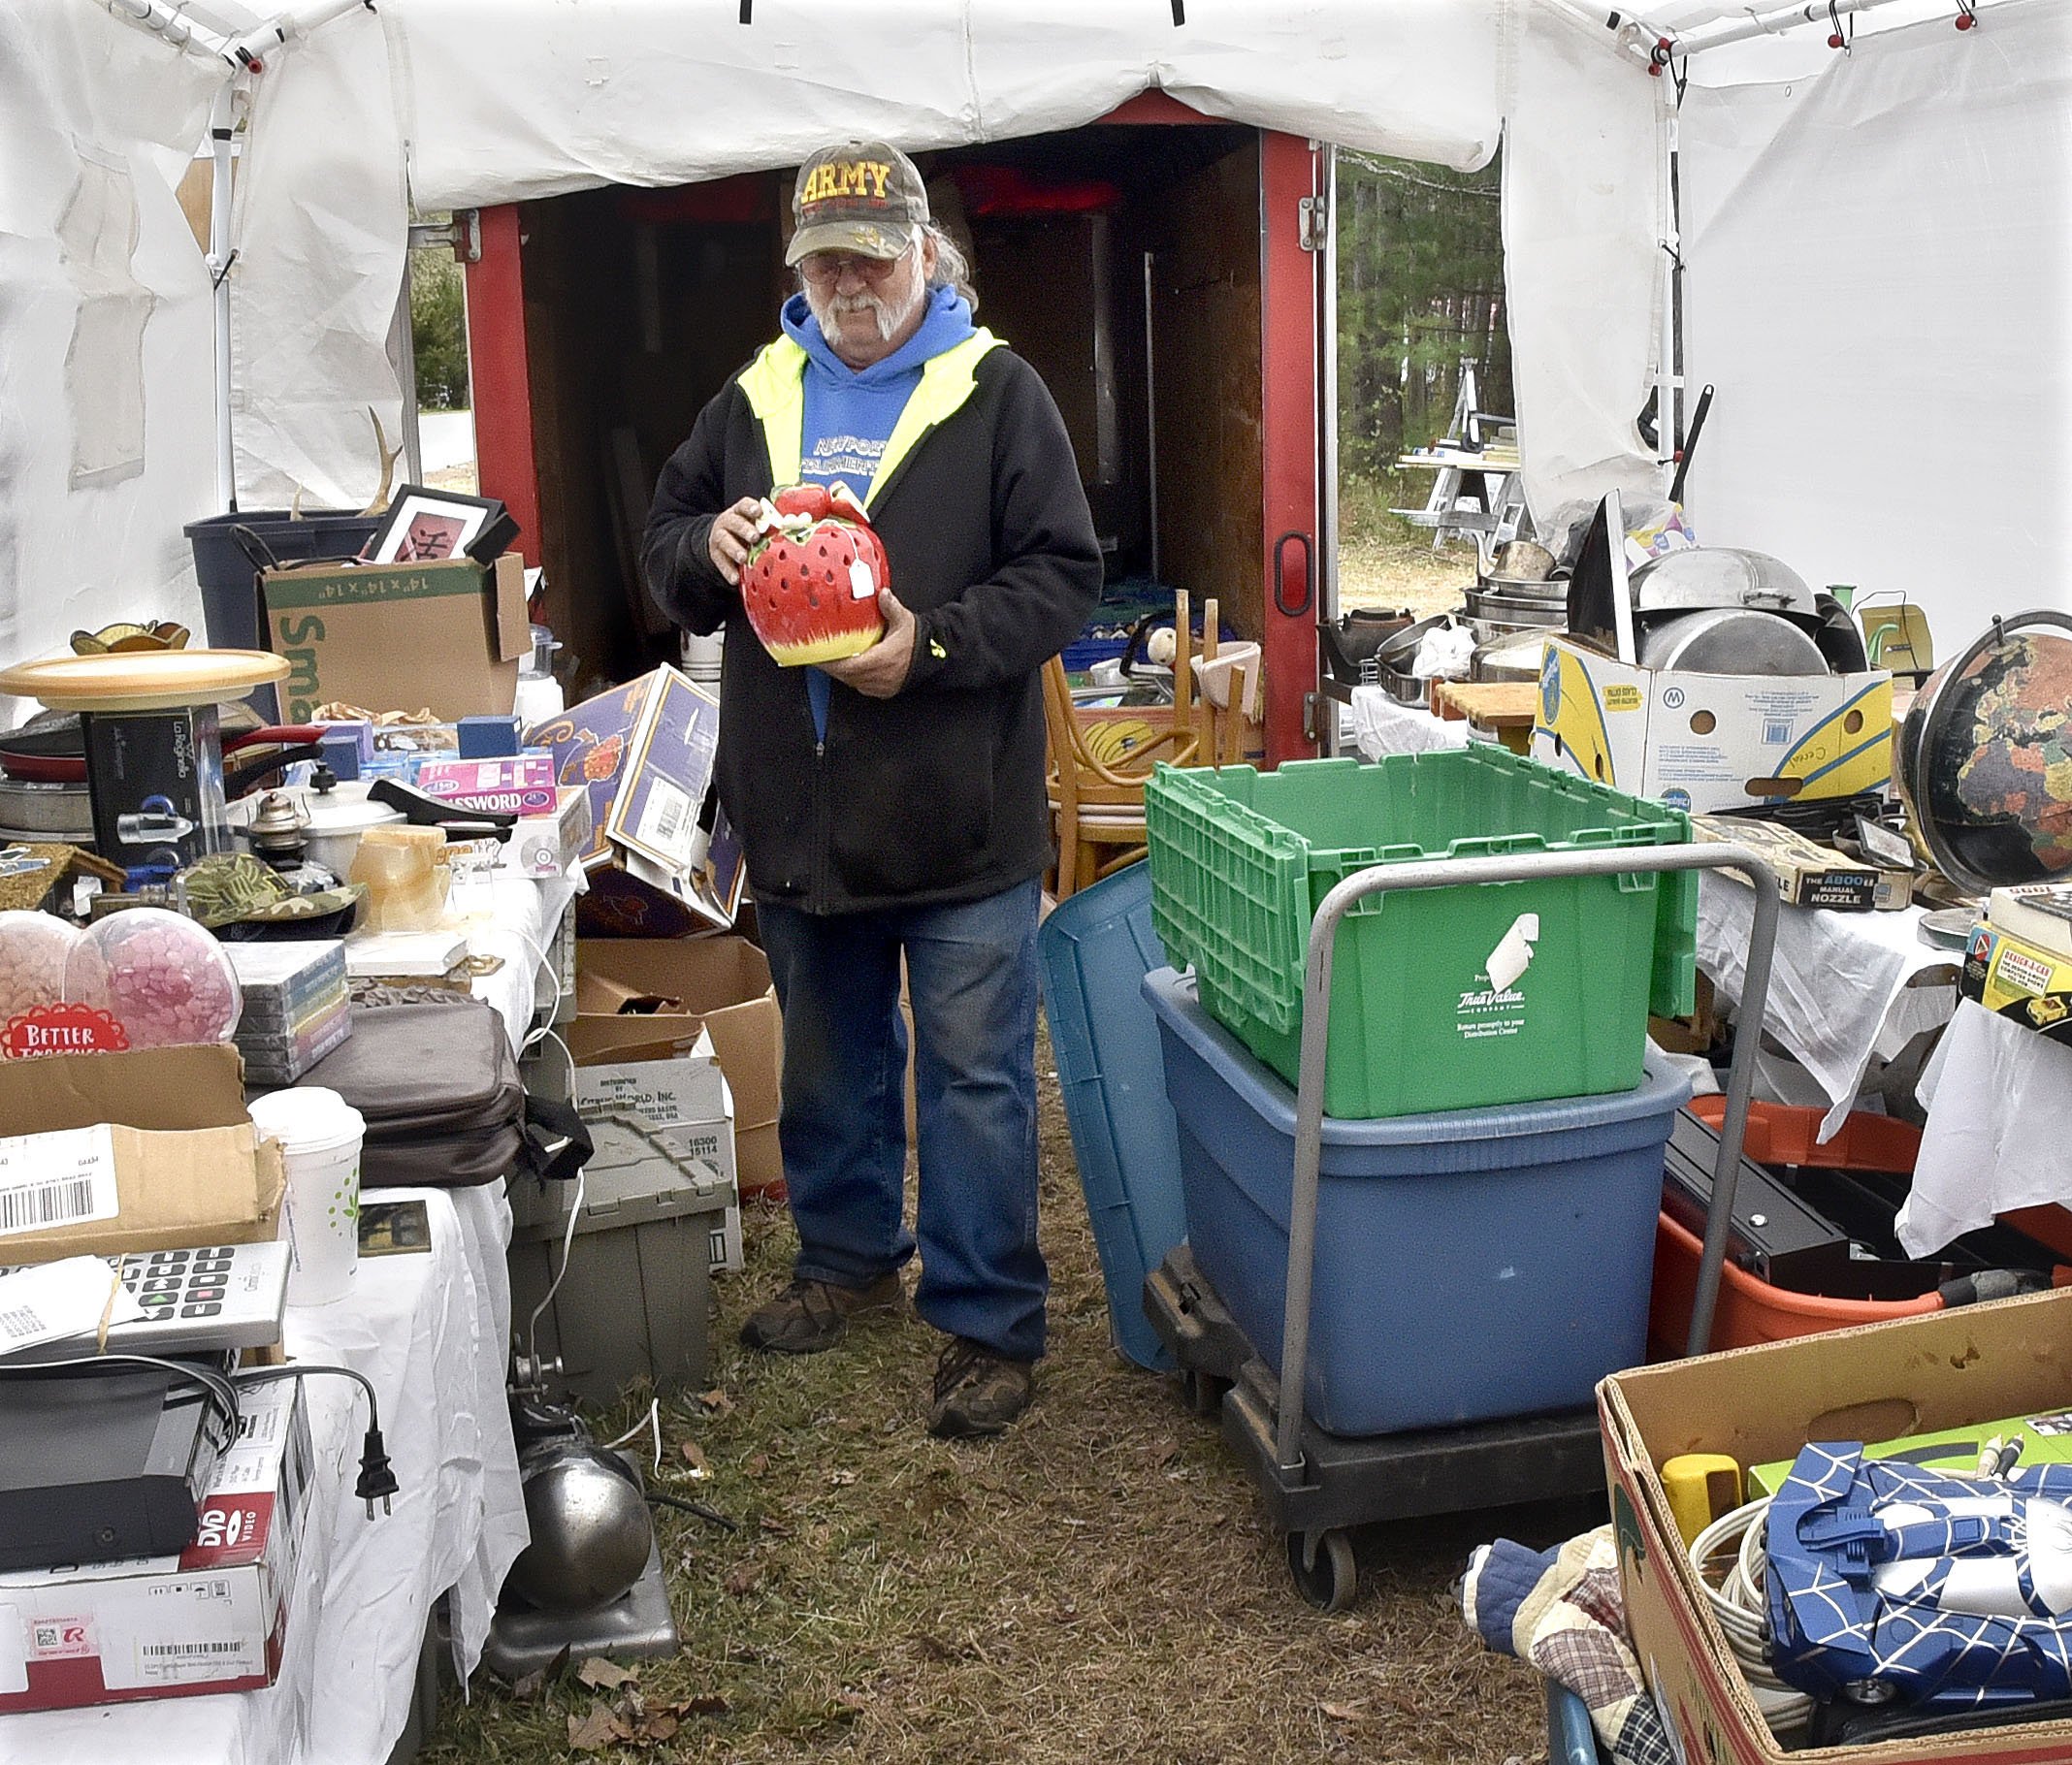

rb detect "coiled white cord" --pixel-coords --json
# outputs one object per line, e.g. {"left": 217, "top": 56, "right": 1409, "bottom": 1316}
{"left": 1690, "top": 1497, "right": 1816, "bottom": 1743}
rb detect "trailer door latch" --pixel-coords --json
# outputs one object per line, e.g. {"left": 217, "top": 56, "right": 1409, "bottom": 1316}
{"left": 407, "top": 209, "right": 481, "bottom": 265}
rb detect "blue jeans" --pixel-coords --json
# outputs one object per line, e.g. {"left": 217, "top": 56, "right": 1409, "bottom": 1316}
{"left": 755, "top": 879, "right": 1046, "bottom": 1363}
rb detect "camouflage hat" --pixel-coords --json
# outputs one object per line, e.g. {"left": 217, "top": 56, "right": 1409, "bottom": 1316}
{"left": 786, "top": 141, "right": 930, "bottom": 267}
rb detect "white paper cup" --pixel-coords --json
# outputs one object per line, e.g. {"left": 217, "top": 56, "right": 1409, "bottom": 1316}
{"left": 248, "top": 1087, "right": 366, "bottom": 1306}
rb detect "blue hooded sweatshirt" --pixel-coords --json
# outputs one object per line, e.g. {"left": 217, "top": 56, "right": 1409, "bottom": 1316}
{"left": 779, "top": 285, "right": 976, "bottom": 739}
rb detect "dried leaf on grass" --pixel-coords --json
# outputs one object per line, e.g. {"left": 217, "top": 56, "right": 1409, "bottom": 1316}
{"left": 679, "top": 1439, "right": 709, "bottom": 1475}
{"left": 826, "top": 1469, "right": 858, "bottom": 1488}
{"left": 576, "top": 1656, "right": 639, "bottom": 1690}
{"left": 724, "top": 1561, "right": 762, "bottom": 1597}
{"left": 567, "top": 1704, "right": 631, "bottom": 1750}
{"left": 746, "top": 1452, "right": 771, "bottom": 1477}
{"left": 695, "top": 1388, "right": 735, "bottom": 1417}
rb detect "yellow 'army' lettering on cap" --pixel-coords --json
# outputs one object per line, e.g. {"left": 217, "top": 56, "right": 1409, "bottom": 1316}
{"left": 805, "top": 160, "right": 892, "bottom": 205}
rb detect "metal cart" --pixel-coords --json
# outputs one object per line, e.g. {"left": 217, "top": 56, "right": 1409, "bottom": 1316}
{"left": 1144, "top": 842, "right": 1782, "bottom": 1610}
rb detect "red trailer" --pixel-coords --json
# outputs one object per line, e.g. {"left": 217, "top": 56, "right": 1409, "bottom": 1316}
{"left": 464, "top": 94, "right": 1335, "bottom": 765}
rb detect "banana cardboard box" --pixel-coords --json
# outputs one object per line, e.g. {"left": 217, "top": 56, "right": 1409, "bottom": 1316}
{"left": 1533, "top": 638, "right": 1892, "bottom": 815}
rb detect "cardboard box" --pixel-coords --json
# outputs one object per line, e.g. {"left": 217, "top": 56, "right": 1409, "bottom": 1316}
{"left": 570, "top": 937, "right": 783, "bottom": 1201}
{"left": 412, "top": 753, "right": 557, "bottom": 816}
{"left": 263, "top": 553, "right": 529, "bottom": 722}
{"left": 0, "top": 1381, "right": 313, "bottom": 1713}
{"left": 1600, "top": 1289, "right": 2072, "bottom": 1765}
{"left": 1961, "top": 921, "right": 2072, "bottom": 1044}
{"left": 1534, "top": 639, "right": 1893, "bottom": 815}
{"left": 526, "top": 667, "right": 744, "bottom": 937}
{"left": 1692, "top": 815, "right": 1880, "bottom": 912}
{"left": 0, "top": 1043, "right": 285, "bottom": 1263}
{"left": 501, "top": 786, "right": 594, "bottom": 882}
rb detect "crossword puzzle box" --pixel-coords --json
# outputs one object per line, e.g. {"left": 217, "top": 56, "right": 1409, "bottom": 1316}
{"left": 1599, "top": 1287, "right": 2072, "bottom": 1763}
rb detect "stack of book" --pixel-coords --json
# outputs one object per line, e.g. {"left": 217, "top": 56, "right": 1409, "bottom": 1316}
{"left": 226, "top": 940, "right": 353, "bottom": 1084}
{"left": 1961, "top": 882, "right": 2072, "bottom": 1044}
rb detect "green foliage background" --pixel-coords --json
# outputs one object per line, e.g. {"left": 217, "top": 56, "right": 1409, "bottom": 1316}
{"left": 410, "top": 248, "right": 470, "bottom": 410}
{"left": 1337, "top": 150, "right": 1509, "bottom": 547}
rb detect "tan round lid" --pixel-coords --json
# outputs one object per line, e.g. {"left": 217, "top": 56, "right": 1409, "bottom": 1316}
{"left": 0, "top": 649, "right": 290, "bottom": 711}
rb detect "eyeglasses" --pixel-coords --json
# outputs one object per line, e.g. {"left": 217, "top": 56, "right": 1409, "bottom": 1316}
{"left": 797, "top": 250, "right": 908, "bottom": 285}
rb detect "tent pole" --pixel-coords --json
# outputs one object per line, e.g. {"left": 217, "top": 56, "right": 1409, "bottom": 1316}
{"left": 94, "top": 0, "right": 234, "bottom": 59}
{"left": 208, "top": 82, "right": 237, "bottom": 514}
{"left": 1659, "top": 0, "right": 1991, "bottom": 61}
{"left": 1656, "top": 102, "right": 1678, "bottom": 492}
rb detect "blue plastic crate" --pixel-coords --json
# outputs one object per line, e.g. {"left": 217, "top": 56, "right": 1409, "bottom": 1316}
{"left": 1144, "top": 966, "right": 1690, "bottom": 1435}
{"left": 1037, "top": 866, "right": 1186, "bottom": 1371}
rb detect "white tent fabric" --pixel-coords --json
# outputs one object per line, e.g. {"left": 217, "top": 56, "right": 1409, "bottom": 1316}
{"left": 0, "top": 2, "right": 218, "bottom": 677}
{"left": 1678, "top": 0, "right": 2072, "bottom": 635}
{"left": 1502, "top": 2, "right": 1667, "bottom": 516}
{"left": 1, "top": 0, "right": 2067, "bottom": 686}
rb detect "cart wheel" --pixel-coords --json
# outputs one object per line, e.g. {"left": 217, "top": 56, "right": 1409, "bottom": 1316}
{"left": 1285, "top": 1529, "right": 1357, "bottom": 1613}
{"left": 1180, "top": 1369, "right": 1225, "bottom": 1418}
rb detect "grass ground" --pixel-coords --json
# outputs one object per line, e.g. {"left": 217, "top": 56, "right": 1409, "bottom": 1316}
{"left": 425, "top": 1024, "right": 1592, "bottom": 1765}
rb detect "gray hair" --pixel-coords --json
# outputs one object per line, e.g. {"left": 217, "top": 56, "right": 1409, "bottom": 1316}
{"left": 923, "top": 223, "right": 978, "bottom": 313}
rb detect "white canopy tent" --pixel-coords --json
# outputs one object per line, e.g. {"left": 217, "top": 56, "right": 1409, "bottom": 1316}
{"left": 0, "top": 0, "right": 2064, "bottom": 685}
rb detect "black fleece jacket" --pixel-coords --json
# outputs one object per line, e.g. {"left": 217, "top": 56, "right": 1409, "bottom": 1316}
{"left": 641, "top": 346, "right": 1101, "bottom": 915}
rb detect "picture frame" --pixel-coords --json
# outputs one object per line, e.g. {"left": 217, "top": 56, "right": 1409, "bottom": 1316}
{"left": 361, "top": 484, "right": 517, "bottom": 565}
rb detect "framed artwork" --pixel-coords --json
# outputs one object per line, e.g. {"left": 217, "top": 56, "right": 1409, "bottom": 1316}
{"left": 362, "top": 485, "right": 513, "bottom": 564}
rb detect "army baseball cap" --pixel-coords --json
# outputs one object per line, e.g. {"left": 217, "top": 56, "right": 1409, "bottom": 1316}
{"left": 786, "top": 141, "right": 930, "bottom": 266}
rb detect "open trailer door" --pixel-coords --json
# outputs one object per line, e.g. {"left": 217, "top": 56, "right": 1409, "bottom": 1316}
{"left": 1260, "top": 133, "right": 1331, "bottom": 765}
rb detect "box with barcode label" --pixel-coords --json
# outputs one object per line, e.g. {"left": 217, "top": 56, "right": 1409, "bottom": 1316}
{"left": 0, "top": 1381, "right": 315, "bottom": 1712}
{"left": 1534, "top": 638, "right": 1892, "bottom": 816}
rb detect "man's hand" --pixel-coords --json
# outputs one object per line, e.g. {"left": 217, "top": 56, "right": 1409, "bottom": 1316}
{"left": 823, "top": 589, "right": 916, "bottom": 699}
{"left": 706, "top": 497, "right": 763, "bottom": 585}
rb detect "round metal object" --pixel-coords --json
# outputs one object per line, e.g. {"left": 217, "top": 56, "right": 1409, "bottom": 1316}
{"left": 0, "top": 776, "right": 94, "bottom": 841}
{"left": 1472, "top": 628, "right": 1559, "bottom": 684}
{"left": 1473, "top": 573, "right": 1567, "bottom": 602}
{"left": 1628, "top": 548, "right": 1816, "bottom": 618}
{"left": 0, "top": 649, "right": 288, "bottom": 712}
{"left": 1489, "top": 538, "right": 1557, "bottom": 581}
{"left": 243, "top": 790, "right": 308, "bottom": 861}
{"left": 1633, "top": 609, "right": 1829, "bottom": 677}
{"left": 505, "top": 1440, "right": 654, "bottom": 1615}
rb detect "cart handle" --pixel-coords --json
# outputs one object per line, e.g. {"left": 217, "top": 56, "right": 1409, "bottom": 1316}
{"left": 1274, "top": 842, "right": 1782, "bottom": 1475}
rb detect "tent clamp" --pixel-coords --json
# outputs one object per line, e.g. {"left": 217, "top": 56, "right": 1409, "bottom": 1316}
{"left": 408, "top": 210, "right": 482, "bottom": 265}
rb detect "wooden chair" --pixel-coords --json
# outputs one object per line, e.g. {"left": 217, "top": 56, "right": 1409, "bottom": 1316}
{"left": 1042, "top": 592, "right": 1208, "bottom": 899}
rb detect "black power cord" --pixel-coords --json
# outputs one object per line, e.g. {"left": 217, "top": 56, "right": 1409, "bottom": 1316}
{"left": 0, "top": 1352, "right": 400, "bottom": 1520}
{"left": 232, "top": 1364, "right": 397, "bottom": 1518}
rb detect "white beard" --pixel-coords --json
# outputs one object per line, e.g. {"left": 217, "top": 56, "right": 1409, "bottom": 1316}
{"left": 805, "top": 278, "right": 920, "bottom": 345}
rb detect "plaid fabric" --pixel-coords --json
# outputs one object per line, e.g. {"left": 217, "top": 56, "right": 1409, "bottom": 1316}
{"left": 1461, "top": 1526, "right": 1674, "bottom": 1765}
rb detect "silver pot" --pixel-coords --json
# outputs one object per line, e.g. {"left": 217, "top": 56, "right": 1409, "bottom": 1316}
{"left": 228, "top": 781, "right": 404, "bottom": 876}
{"left": 1371, "top": 614, "right": 1458, "bottom": 703}
{"left": 505, "top": 1440, "right": 654, "bottom": 1615}
{"left": 1474, "top": 573, "right": 1567, "bottom": 602}
{"left": 1634, "top": 608, "right": 1829, "bottom": 676}
{"left": 1629, "top": 548, "right": 1816, "bottom": 618}
{"left": 1463, "top": 587, "right": 1567, "bottom": 629}
{"left": 1472, "top": 628, "right": 1560, "bottom": 684}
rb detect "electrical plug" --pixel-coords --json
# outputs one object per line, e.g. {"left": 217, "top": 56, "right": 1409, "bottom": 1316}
{"left": 356, "top": 1425, "right": 398, "bottom": 1519}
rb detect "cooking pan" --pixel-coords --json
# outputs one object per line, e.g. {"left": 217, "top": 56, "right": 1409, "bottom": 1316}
{"left": 0, "top": 722, "right": 326, "bottom": 793}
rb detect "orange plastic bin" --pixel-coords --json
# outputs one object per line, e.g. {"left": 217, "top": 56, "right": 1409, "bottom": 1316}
{"left": 1649, "top": 1100, "right": 2063, "bottom": 1354}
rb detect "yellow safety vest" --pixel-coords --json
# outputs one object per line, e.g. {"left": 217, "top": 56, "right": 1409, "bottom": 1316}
{"left": 735, "top": 329, "right": 1006, "bottom": 511}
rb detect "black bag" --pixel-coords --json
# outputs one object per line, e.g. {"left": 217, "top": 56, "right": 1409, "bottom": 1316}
{"left": 298, "top": 1000, "right": 590, "bottom": 1188}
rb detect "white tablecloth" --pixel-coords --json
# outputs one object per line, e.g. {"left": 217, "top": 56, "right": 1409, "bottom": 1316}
{"left": 0, "top": 873, "right": 573, "bottom": 1764}
{"left": 1346, "top": 686, "right": 1472, "bottom": 758}
{"left": 0, "top": 1185, "right": 524, "bottom": 1765}
{"left": 1697, "top": 876, "right": 1958, "bottom": 1140}
{"left": 1896, "top": 1000, "right": 2072, "bottom": 1256}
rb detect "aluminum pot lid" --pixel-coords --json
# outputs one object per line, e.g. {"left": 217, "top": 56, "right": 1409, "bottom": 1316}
{"left": 1635, "top": 608, "right": 1829, "bottom": 677}
{"left": 1630, "top": 548, "right": 1816, "bottom": 617}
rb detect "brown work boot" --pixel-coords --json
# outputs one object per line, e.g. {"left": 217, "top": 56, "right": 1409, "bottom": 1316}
{"left": 739, "top": 1273, "right": 904, "bottom": 1355}
{"left": 927, "top": 1337, "right": 1034, "bottom": 1439}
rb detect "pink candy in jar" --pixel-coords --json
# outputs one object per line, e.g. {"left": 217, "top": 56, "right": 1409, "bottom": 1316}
{"left": 0, "top": 912, "right": 80, "bottom": 1025}
{"left": 63, "top": 909, "right": 242, "bottom": 1049}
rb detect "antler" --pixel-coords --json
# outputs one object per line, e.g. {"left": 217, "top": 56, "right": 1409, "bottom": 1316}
{"left": 358, "top": 406, "right": 404, "bottom": 516}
